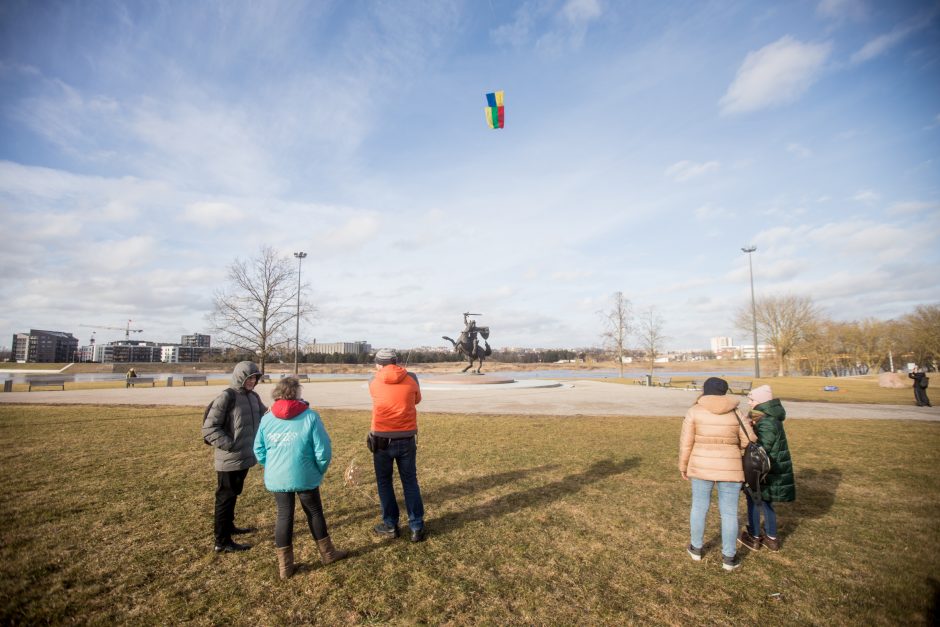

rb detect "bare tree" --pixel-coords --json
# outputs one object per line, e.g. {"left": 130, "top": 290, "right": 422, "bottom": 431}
{"left": 207, "top": 245, "right": 313, "bottom": 373}
{"left": 900, "top": 304, "right": 940, "bottom": 368}
{"left": 637, "top": 306, "right": 667, "bottom": 380}
{"left": 846, "top": 318, "right": 889, "bottom": 373}
{"left": 735, "top": 294, "right": 820, "bottom": 376}
{"left": 599, "top": 291, "right": 632, "bottom": 378}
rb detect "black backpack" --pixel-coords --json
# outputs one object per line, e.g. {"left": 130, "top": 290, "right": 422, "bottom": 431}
{"left": 735, "top": 410, "right": 771, "bottom": 502}
{"left": 202, "top": 388, "right": 261, "bottom": 445}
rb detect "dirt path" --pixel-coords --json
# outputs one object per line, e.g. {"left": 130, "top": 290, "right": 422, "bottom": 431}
{"left": 1, "top": 379, "right": 936, "bottom": 420}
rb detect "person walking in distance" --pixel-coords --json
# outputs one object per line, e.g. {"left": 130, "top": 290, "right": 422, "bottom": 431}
{"left": 202, "top": 361, "right": 267, "bottom": 553}
{"left": 368, "top": 348, "right": 427, "bottom": 542}
{"left": 909, "top": 367, "right": 931, "bottom": 407}
{"left": 254, "top": 377, "right": 347, "bottom": 579}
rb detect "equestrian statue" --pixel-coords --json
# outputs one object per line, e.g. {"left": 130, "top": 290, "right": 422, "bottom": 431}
{"left": 442, "top": 312, "right": 492, "bottom": 373}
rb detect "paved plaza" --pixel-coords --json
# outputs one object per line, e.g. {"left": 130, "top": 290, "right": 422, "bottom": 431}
{"left": 1, "top": 379, "right": 937, "bottom": 420}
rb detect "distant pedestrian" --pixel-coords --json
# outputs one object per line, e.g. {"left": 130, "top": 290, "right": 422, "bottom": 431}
{"left": 738, "top": 385, "right": 794, "bottom": 553}
{"left": 126, "top": 368, "right": 137, "bottom": 378}
{"left": 909, "top": 368, "right": 931, "bottom": 407}
{"left": 253, "top": 377, "right": 347, "bottom": 579}
{"left": 368, "top": 348, "right": 426, "bottom": 542}
{"left": 202, "top": 361, "right": 266, "bottom": 553}
{"left": 679, "top": 377, "right": 755, "bottom": 571}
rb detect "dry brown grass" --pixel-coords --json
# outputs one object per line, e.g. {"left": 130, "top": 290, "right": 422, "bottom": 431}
{"left": 0, "top": 404, "right": 937, "bottom": 625}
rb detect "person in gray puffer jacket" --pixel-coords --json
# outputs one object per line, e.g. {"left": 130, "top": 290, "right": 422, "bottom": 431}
{"left": 202, "top": 361, "right": 268, "bottom": 553}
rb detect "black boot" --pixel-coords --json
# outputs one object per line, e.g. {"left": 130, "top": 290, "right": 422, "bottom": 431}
{"left": 215, "top": 539, "right": 251, "bottom": 553}
{"left": 231, "top": 525, "right": 256, "bottom": 535}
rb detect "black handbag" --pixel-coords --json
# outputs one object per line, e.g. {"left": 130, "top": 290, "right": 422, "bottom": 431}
{"left": 735, "top": 410, "right": 771, "bottom": 502}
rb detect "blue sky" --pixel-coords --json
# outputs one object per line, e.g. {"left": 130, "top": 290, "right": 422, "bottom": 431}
{"left": 1, "top": 0, "right": 938, "bottom": 351}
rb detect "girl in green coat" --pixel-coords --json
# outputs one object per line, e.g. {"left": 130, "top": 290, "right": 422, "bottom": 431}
{"left": 738, "top": 385, "right": 795, "bottom": 552}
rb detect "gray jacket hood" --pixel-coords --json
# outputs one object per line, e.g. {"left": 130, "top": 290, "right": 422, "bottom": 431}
{"left": 230, "top": 361, "right": 262, "bottom": 389}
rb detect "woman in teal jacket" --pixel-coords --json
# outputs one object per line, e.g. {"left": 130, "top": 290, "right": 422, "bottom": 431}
{"left": 738, "top": 384, "right": 795, "bottom": 552}
{"left": 254, "top": 377, "right": 347, "bottom": 579}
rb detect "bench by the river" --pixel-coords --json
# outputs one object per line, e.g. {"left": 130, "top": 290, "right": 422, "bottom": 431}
{"left": 126, "top": 377, "right": 155, "bottom": 388}
{"left": 27, "top": 375, "right": 74, "bottom": 391}
{"left": 655, "top": 377, "right": 672, "bottom": 387}
{"left": 182, "top": 375, "right": 208, "bottom": 386}
{"left": 729, "top": 380, "right": 753, "bottom": 394}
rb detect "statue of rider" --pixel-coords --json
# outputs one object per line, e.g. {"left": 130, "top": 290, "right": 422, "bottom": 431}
{"left": 463, "top": 313, "right": 479, "bottom": 357}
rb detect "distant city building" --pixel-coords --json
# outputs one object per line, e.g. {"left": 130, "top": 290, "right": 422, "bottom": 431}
{"left": 710, "top": 336, "right": 733, "bottom": 353}
{"left": 716, "top": 343, "right": 775, "bottom": 359}
{"left": 308, "top": 341, "right": 372, "bottom": 355}
{"left": 161, "top": 345, "right": 216, "bottom": 363}
{"left": 180, "top": 333, "right": 211, "bottom": 348}
{"left": 737, "top": 344, "right": 775, "bottom": 359}
{"left": 76, "top": 336, "right": 219, "bottom": 363}
{"left": 11, "top": 329, "right": 78, "bottom": 363}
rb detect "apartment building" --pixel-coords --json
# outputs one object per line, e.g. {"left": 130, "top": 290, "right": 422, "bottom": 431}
{"left": 11, "top": 329, "right": 79, "bottom": 363}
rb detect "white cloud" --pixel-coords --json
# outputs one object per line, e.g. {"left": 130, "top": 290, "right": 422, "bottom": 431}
{"left": 315, "top": 215, "right": 380, "bottom": 252}
{"left": 180, "top": 201, "right": 245, "bottom": 227}
{"left": 664, "top": 160, "right": 720, "bottom": 182}
{"left": 816, "top": 0, "right": 868, "bottom": 21}
{"left": 888, "top": 200, "right": 939, "bottom": 215}
{"left": 850, "top": 11, "right": 937, "bottom": 64}
{"left": 562, "top": 0, "right": 602, "bottom": 23}
{"left": 720, "top": 36, "right": 832, "bottom": 114}
{"left": 551, "top": 270, "right": 593, "bottom": 282}
{"left": 852, "top": 189, "right": 879, "bottom": 202}
{"left": 694, "top": 203, "right": 731, "bottom": 220}
{"left": 786, "top": 142, "right": 813, "bottom": 158}
{"left": 491, "top": 0, "right": 603, "bottom": 52}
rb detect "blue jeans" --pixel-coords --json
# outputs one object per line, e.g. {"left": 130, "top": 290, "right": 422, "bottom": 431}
{"left": 744, "top": 491, "right": 777, "bottom": 537}
{"left": 690, "top": 478, "right": 741, "bottom": 559}
{"left": 373, "top": 436, "right": 424, "bottom": 531}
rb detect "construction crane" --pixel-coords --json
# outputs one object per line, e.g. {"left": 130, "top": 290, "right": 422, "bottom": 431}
{"left": 79, "top": 320, "right": 144, "bottom": 341}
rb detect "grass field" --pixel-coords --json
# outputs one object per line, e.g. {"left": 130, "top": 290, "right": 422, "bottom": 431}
{"left": 0, "top": 404, "right": 937, "bottom": 625}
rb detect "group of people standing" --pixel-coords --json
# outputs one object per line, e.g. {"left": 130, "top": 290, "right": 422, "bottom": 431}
{"left": 202, "top": 359, "right": 794, "bottom": 579}
{"left": 679, "top": 377, "right": 794, "bottom": 571}
{"left": 201, "top": 349, "right": 425, "bottom": 579}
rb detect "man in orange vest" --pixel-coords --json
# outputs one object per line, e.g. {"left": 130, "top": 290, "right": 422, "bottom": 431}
{"left": 368, "top": 348, "right": 426, "bottom": 542}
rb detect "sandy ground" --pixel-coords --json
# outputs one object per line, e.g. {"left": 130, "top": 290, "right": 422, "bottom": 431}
{"left": 1, "top": 379, "right": 936, "bottom": 421}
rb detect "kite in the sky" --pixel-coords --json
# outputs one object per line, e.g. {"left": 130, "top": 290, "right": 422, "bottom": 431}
{"left": 485, "top": 91, "right": 504, "bottom": 129}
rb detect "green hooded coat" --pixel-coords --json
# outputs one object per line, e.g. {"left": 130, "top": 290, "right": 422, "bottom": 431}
{"left": 751, "top": 399, "right": 795, "bottom": 502}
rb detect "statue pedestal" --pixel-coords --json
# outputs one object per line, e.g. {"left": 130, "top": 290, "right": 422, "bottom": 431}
{"left": 424, "top": 374, "right": 516, "bottom": 386}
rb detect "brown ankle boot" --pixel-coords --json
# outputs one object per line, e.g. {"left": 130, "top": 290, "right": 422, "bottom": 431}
{"left": 276, "top": 545, "right": 295, "bottom": 579}
{"left": 317, "top": 536, "right": 349, "bottom": 565}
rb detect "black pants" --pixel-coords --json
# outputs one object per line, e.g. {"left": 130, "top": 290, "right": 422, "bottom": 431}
{"left": 214, "top": 468, "right": 249, "bottom": 545}
{"left": 914, "top": 384, "right": 931, "bottom": 407}
{"left": 274, "top": 489, "right": 328, "bottom": 548}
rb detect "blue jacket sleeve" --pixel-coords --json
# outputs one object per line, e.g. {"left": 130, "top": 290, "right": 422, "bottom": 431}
{"left": 310, "top": 412, "right": 332, "bottom": 475}
{"left": 253, "top": 416, "right": 267, "bottom": 466}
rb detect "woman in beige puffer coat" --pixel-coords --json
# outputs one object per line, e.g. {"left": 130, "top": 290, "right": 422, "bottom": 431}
{"left": 679, "top": 377, "right": 755, "bottom": 571}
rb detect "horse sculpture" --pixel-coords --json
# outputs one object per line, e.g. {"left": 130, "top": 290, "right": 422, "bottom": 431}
{"left": 442, "top": 314, "right": 492, "bottom": 373}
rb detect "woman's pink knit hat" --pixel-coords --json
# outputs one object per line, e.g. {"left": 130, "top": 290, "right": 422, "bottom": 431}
{"left": 748, "top": 384, "right": 773, "bottom": 406}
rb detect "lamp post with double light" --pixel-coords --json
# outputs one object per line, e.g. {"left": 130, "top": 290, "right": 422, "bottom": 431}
{"left": 293, "top": 252, "right": 307, "bottom": 375}
{"left": 741, "top": 245, "right": 760, "bottom": 379}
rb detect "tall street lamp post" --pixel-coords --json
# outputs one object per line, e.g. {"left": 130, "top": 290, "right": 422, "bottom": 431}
{"left": 741, "top": 245, "right": 760, "bottom": 379}
{"left": 293, "top": 251, "right": 307, "bottom": 375}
